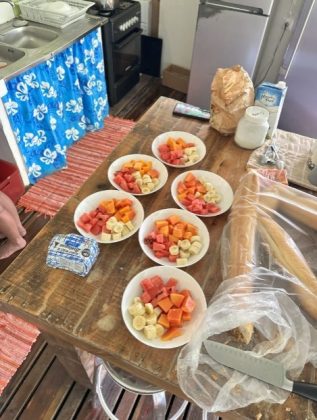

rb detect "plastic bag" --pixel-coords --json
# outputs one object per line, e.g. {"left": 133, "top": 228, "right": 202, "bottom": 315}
{"left": 177, "top": 170, "right": 317, "bottom": 413}
{"left": 210, "top": 65, "right": 254, "bottom": 135}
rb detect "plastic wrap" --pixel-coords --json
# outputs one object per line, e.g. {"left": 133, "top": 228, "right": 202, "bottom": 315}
{"left": 177, "top": 170, "right": 317, "bottom": 413}
{"left": 210, "top": 65, "right": 254, "bottom": 135}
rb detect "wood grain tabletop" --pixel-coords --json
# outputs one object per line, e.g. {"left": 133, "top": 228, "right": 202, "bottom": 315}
{"left": 0, "top": 97, "right": 314, "bottom": 420}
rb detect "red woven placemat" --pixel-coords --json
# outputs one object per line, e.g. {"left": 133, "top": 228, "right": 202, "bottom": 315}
{"left": 0, "top": 116, "right": 135, "bottom": 396}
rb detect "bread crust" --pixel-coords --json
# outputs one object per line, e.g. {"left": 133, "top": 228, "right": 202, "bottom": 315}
{"left": 258, "top": 214, "right": 317, "bottom": 320}
{"left": 226, "top": 171, "right": 260, "bottom": 343}
{"left": 275, "top": 184, "right": 317, "bottom": 230}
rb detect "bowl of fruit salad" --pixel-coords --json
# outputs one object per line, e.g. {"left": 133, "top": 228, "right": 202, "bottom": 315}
{"left": 152, "top": 131, "right": 206, "bottom": 168}
{"left": 121, "top": 266, "right": 207, "bottom": 348}
{"left": 74, "top": 190, "right": 144, "bottom": 243}
{"left": 138, "top": 208, "right": 209, "bottom": 267}
{"left": 108, "top": 154, "right": 168, "bottom": 195}
{"left": 171, "top": 170, "right": 234, "bottom": 217}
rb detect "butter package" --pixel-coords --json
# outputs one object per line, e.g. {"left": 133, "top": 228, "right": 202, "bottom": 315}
{"left": 254, "top": 81, "right": 287, "bottom": 138}
{"left": 47, "top": 234, "right": 99, "bottom": 277}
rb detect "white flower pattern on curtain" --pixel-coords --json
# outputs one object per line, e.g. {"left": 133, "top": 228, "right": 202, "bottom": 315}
{"left": 3, "top": 28, "right": 109, "bottom": 184}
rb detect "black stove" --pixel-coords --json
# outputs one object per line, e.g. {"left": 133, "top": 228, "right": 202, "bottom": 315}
{"left": 88, "top": 1, "right": 142, "bottom": 106}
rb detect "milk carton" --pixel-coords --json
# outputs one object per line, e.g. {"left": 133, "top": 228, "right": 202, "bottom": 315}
{"left": 254, "top": 81, "right": 288, "bottom": 138}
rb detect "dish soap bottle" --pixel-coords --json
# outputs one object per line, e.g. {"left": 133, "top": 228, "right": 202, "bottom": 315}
{"left": 234, "top": 106, "right": 269, "bottom": 149}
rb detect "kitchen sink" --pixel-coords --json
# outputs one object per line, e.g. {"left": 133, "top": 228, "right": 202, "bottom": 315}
{"left": 0, "top": 44, "right": 25, "bottom": 65}
{"left": 0, "top": 26, "right": 59, "bottom": 49}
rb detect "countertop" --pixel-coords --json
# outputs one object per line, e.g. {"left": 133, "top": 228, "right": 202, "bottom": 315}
{"left": 0, "top": 14, "right": 107, "bottom": 81}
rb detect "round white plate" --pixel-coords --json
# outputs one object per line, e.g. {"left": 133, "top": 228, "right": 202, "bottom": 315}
{"left": 151, "top": 131, "right": 206, "bottom": 168}
{"left": 74, "top": 190, "right": 144, "bottom": 243}
{"left": 138, "top": 208, "right": 209, "bottom": 267}
{"left": 108, "top": 154, "right": 168, "bottom": 196}
{"left": 121, "top": 266, "right": 207, "bottom": 349}
{"left": 171, "top": 170, "right": 234, "bottom": 217}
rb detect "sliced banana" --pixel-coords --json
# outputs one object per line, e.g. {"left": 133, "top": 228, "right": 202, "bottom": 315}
{"left": 176, "top": 257, "right": 188, "bottom": 265}
{"left": 113, "top": 221, "right": 124, "bottom": 233}
{"left": 145, "top": 303, "right": 154, "bottom": 314}
{"left": 145, "top": 312, "right": 157, "bottom": 325}
{"left": 169, "top": 245, "right": 179, "bottom": 256}
{"left": 155, "top": 324, "right": 165, "bottom": 337}
{"left": 152, "top": 178, "right": 160, "bottom": 187}
{"left": 179, "top": 239, "right": 191, "bottom": 250}
{"left": 143, "top": 325, "right": 157, "bottom": 339}
{"left": 180, "top": 250, "right": 190, "bottom": 259}
{"left": 128, "top": 302, "right": 145, "bottom": 316}
{"left": 147, "top": 182, "right": 155, "bottom": 191}
{"left": 141, "top": 186, "right": 151, "bottom": 194}
{"left": 112, "top": 232, "right": 122, "bottom": 241}
{"left": 190, "top": 235, "right": 201, "bottom": 243}
{"left": 106, "top": 216, "right": 118, "bottom": 230}
{"left": 133, "top": 171, "right": 141, "bottom": 179}
{"left": 133, "top": 315, "right": 146, "bottom": 331}
{"left": 125, "top": 221, "right": 134, "bottom": 231}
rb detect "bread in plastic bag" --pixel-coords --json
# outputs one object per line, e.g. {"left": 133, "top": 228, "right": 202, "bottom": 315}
{"left": 210, "top": 65, "right": 254, "bottom": 135}
{"left": 177, "top": 170, "right": 317, "bottom": 413}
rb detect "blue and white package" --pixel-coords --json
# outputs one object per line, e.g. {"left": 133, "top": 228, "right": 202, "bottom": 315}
{"left": 46, "top": 234, "right": 99, "bottom": 277}
{"left": 254, "top": 81, "right": 288, "bottom": 138}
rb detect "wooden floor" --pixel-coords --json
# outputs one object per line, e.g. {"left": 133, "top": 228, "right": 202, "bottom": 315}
{"left": 0, "top": 76, "right": 218, "bottom": 420}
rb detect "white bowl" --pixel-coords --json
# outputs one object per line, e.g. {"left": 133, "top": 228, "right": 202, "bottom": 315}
{"left": 121, "top": 266, "right": 207, "bottom": 349}
{"left": 152, "top": 131, "right": 206, "bottom": 168}
{"left": 108, "top": 154, "right": 168, "bottom": 196}
{"left": 74, "top": 190, "right": 144, "bottom": 243}
{"left": 171, "top": 170, "right": 234, "bottom": 217}
{"left": 138, "top": 208, "right": 209, "bottom": 267}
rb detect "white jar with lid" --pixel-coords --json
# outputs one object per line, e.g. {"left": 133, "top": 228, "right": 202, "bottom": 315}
{"left": 234, "top": 106, "right": 269, "bottom": 149}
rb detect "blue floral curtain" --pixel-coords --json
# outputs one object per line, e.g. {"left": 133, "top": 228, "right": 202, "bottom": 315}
{"left": 3, "top": 28, "right": 109, "bottom": 184}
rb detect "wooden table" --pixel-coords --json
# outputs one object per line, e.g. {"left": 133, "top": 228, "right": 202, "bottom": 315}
{"left": 0, "top": 97, "right": 315, "bottom": 420}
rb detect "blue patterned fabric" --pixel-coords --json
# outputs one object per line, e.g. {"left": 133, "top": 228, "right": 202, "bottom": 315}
{"left": 3, "top": 28, "right": 109, "bottom": 184}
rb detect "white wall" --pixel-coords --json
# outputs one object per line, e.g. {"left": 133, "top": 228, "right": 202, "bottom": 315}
{"left": 158, "top": 0, "right": 199, "bottom": 72}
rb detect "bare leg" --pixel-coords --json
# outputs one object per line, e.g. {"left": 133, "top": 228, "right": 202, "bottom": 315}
{"left": 0, "top": 192, "right": 26, "bottom": 236}
{"left": 0, "top": 203, "right": 26, "bottom": 259}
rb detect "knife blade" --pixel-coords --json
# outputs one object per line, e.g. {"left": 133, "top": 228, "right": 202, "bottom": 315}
{"left": 204, "top": 340, "right": 317, "bottom": 402}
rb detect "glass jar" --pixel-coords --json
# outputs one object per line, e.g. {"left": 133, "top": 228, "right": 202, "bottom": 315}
{"left": 234, "top": 106, "right": 269, "bottom": 149}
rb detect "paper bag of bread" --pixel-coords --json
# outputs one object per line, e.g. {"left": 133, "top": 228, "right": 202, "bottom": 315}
{"left": 177, "top": 170, "right": 317, "bottom": 413}
{"left": 210, "top": 65, "right": 254, "bottom": 135}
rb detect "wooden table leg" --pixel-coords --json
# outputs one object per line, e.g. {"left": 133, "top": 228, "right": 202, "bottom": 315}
{"left": 43, "top": 333, "right": 94, "bottom": 390}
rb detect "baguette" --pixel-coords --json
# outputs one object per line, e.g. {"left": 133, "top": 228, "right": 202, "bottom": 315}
{"left": 262, "top": 183, "right": 317, "bottom": 230}
{"left": 227, "top": 170, "right": 260, "bottom": 278}
{"left": 226, "top": 171, "right": 260, "bottom": 343}
{"left": 258, "top": 214, "right": 317, "bottom": 320}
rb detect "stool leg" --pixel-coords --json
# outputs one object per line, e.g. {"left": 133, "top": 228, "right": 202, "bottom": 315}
{"left": 152, "top": 391, "right": 166, "bottom": 420}
{"left": 95, "top": 365, "right": 119, "bottom": 420}
{"left": 169, "top": 400, "right": 189, "bottom": 420}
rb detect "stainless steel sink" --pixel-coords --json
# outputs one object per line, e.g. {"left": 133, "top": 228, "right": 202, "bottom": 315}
{"left": 0, "top": 44, "right": 25, "bottom": 65}
{"left": 0, "top": 26, "right": 59, "bottom": 49}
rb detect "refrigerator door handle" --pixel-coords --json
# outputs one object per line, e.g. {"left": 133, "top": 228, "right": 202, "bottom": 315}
{"left": 201, "top": 0, "right": 265, "bottom": 16}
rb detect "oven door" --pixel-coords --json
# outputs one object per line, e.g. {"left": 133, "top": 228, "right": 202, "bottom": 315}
{"left": 112, "top": 29, "right": 142, "bottom": 83}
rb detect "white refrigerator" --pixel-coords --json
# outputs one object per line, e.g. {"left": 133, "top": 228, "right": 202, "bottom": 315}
{"left": 278, "top": 0, "right": 317, "bottom": 139}
{"left": 187, "top": 0, "right": 274, "bottom": 109}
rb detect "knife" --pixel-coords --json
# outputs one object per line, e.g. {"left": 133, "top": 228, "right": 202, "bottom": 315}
{"left": 204, "top": 340, "right": 317, "bottom": 402}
